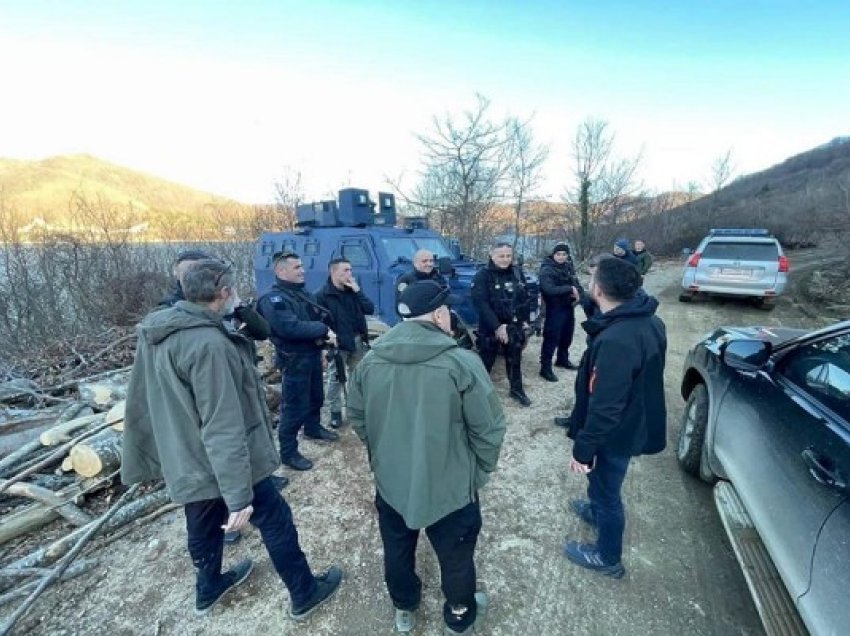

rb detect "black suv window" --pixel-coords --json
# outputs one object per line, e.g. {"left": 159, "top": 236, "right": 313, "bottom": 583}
{"left": 784, "top": 333, "right": 850, "bottom": 422}
{"left": 701, "top": 242, "right": 779, "bottom": 261}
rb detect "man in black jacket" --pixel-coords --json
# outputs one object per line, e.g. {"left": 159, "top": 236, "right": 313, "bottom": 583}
{"left": 395, "top": 250, "right": 447, "bottom": 300}
{"left": 471, "top": 243, "right": 532, "bottom": 407}
{"left": 315, "top": 258, "right": 375, "bottom": 428}
{"left": 538, "top": 243, "right": 581, "bottom": 382}
{"left": 257, "top": 252, "right": 340, "bottom": 472}
{"left": 563, "top": 257, "right": 666, "bottom": 578}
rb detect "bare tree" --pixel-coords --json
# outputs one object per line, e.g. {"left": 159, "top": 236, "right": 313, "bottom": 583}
{"left": 273, "top": 167, "right": 303, "bottom": 230}
{"left": 398, "top": 94, "right": 511, "bottom": 257}
{"left": 710, "top": 148, "right": 736, "bottom": 193}
{"left": 505, "top": 116, "right": 549, "bottom": 253}
{"left": 565, "top": 118, "right": 642, "bottom": 259}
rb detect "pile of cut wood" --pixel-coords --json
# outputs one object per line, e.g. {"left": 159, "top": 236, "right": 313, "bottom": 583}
{"left": 0, "top": 370, "right": 175, "bottom": 635}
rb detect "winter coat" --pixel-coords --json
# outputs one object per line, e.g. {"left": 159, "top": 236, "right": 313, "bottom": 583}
{"left": 122, "top": 302, "right": 279, "bottom": 511}
{"left": 538, "top": 256, "right": 581, "bottom": 310}
{"left": 257, "top": 279, "right": 330, "bottom": 357}
{"left": 471, "top": 260, "right": 530, "bottom": 334}
{"left": 314, "top": 278, "right": 375, "bottom": 352}
{"left": 348, "top": 320, "right": 506, "bottom": 529}
{"left": 568, "top": 293, "right": 667, "bottom": 464}
{"left": 157, "top": 283, "right": 269, "bottom": 340}
{"left": 635, "top": 250, "right": 653, "bottom": 275}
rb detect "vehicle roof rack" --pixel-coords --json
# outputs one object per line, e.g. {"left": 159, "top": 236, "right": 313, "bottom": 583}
{"left": 709, "top": 228, "right": 771, "bottom": 237}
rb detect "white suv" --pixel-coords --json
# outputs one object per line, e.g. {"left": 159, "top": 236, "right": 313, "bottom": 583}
{"left": 679, "top": 229, "right": 788, "bottom": 309}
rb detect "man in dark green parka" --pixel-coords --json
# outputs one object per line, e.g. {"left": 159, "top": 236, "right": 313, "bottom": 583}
{"left": 348, "top": 281, "right": 506, "bottom": 635}
{"left": 123, "top": 260, "right": 342, "bottom": 620}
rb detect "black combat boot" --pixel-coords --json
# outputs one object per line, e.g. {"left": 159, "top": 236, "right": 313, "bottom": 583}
{"left": 508, "top": 364, "right": 531, "bottom": 406}
{"left": 539, "top": 363, "right": 558, "bottom": 382}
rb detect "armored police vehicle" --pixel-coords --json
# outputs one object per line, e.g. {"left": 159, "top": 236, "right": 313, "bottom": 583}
{"left": 254, "top": 188, "right": 539, "bottom": 330}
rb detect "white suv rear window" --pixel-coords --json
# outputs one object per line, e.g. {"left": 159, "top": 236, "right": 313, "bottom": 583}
{"left": 702, "top": 242, "right": 779, "bottom": 261}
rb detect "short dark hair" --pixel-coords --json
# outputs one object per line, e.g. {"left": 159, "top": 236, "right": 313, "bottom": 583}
{"left": 182, "top": 259, "right": 234, "bottom": 303}
{"left": 492, "top": 242, "right": 512, "bottom": 250}
{"left": 328, "top": 257, "right": 350, "bottom": 270}
{"left": 592, "top": 257, "right": 642, "bottom": 302}
{"left": 273, "top": 250, "right": 299, "bottom": 265}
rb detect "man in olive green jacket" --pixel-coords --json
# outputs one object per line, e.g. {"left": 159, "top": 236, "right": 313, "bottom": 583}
{"left": 348, "top": 281, "right": 506, "bottom": 635}
{"left": 123, "top": 260, "right": 342, "bottom": 619}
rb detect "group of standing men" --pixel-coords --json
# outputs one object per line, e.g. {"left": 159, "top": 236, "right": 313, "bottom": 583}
{"left": 120, "top": 234, "right": 664, "bottom": 633}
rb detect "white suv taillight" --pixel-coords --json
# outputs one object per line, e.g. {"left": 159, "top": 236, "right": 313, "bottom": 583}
{"left": 687, "top": 252, "right": 701, "bottom": 267}
{"left": 778, "top": 255, "right": 789, "bottom": 273}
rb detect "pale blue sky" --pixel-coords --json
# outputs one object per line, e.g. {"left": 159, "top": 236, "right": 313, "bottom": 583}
{"left": 1, "top": 0, "right": 848, "bottom": 202}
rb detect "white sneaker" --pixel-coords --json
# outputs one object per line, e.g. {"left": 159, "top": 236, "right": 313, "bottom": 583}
{"left": 395, "top": 608, "right": 415, "bottom": 632}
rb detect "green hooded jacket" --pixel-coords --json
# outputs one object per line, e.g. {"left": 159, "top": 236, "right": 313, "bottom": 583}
{"left": 348, "top": 320, "right": 506, "bottom": 529}
{"left": 121, "top": 301, "right": 279, "bottom": 511}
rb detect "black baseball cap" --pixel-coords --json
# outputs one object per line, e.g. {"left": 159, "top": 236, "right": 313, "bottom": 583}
{"left": 397, "top": 281, "right": 462, "bottom": 318}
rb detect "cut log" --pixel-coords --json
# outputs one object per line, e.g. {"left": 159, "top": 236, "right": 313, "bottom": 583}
{"left": 5, "top": 488, "right": 169, "bottom": 571}
{"left": 77, "top": 372, "right": 130, "bottom": 410}
{"left": 0, "top": 480, "right": 92, "bottom": 527}
{"left": 39, "top": 413, "right": 102, "bottom": 447}
{"left": 104, "top": 401, "right": 125, "bottom": 425}
{"left": 69, "top": 429, "right": 122, "bottom": 478}
{"left": 0, "top": 439, "right": 45, "bottom": 477}
{"left": 60, "top": 457, "right": 73, "bottom": 472}
{"left": 0, "top": 558, "right": 100, "bottom": 608}
{"left": 0, "top": 504, "right": 59, "bottom": 547}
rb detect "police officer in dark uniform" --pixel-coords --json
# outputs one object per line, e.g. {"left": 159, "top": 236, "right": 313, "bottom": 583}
{"left": 538, "top": 243, "right": 581, "bottom": 382}
{"left": 257, "top": 251, "right": 339, "bottom": 472}
{"left": 471, "top": 242, "right": 532, "bottom": 407}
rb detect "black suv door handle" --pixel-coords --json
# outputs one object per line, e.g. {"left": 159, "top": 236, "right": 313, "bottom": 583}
{"left": 801, "top": 448, "right": 847, "bottom": 493}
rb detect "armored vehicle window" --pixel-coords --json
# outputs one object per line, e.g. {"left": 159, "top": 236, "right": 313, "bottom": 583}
{"left": 304, "top": 241, "right": 319, "bottom": 256}
{"left": 281, "top": 240, "right": 296, "bottom": 254}
{"left": 341, "top": 243, "right": 371, "bottom": 267}
{"left": 381, "top": 237, "right": 452, "bottom": 263}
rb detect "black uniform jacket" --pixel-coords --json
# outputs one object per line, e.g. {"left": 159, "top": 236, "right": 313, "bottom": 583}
{"left": 314, "top": 278, "right": 375, "bottom": 352}
{"left": 257, "top": 279, "right": 329, "bottom": 355}
{"left": 471, "top": 260, "right": 530, "bottom": 335}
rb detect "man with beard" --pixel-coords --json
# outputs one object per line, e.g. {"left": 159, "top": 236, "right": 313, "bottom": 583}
{"left": 471, "top": 242, "right": 532, "bottom": 407}
{"left": 563, "top": 257, "right": 667, "bottom": 578}
{"left": 537, "top": 243, "right": 581, "bottom": 382}
{"left": 123, "top": 260, "right": 343, "bottom": 619}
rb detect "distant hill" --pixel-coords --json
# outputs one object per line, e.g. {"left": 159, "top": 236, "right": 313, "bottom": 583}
{"left": 622, "top": 137, "right": 850, "bottom": 255}
{"left": 0, "top": 154, "right": 261, "bottom": 239}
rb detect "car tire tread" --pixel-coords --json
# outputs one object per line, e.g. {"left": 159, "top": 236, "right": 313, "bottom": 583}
{"left": 677, "top": 384, "right": 712, "bottom": 479}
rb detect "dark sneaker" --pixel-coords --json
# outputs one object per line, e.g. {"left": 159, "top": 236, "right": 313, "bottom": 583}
{"left": 289, "top": 566, "right": 344, "bottom": 621}
{"left": 554, "top": 360, "right": 579, "bottom": 370}
{"left": 554, "top": 416, "right": 571, "bottom": 428}
{"left": 444, "top": 591, "right": 489, "bottom": 634}
{"left": 283, "top": 453, "right": 314, "bottom": 471}
{"left": 569, "top": 499, "right": 597, "bottom": 528}
{"left": 195, "top": 559, "right": 254, "bottom": 616}
{"left": 509, "top": 389, "right": 532, "bottom": 407}
{"left": 223, "top": 530, "right": 242, "bottom": 545}
{"left": 563, "top": 541, "right": 625, "bottom": 578}
{"left": 305, "top": 426, "right": 339, "bottom": 442}
{"left": 539, "top": 367, "right": 559, "bottom": 382}
{"left": 329, "top": 411, "right": 344, "bottom": 429}
{"left": 270, "top": 474, "right": 290, "bottom": 490}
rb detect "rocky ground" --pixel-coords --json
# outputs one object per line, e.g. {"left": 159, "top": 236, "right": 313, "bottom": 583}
{"left": 6, "top": 253, "right": 834, "bottom": 636}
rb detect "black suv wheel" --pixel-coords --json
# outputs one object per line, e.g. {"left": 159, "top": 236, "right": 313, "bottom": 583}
{"left": 677, "top": 384, "right": 715, "bottom": 482}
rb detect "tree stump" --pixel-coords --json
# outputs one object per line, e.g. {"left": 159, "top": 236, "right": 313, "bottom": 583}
{"left": 69, "top": 430, "right": 122, "bottom": 478}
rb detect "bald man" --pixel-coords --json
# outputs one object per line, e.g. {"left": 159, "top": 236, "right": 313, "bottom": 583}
{"left": 395, "top": 250, "right": 448, "bottom": 315}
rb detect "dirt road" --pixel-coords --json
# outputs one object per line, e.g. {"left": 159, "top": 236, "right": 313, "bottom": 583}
{"left": 14, "top": 257, "right": 825, "bottom": 635}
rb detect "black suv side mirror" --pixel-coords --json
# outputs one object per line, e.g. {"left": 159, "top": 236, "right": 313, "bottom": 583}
{"left": 721, "top": 339, "right": 773, "bottom": 372}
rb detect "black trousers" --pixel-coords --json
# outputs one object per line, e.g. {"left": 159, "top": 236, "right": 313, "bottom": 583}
{"left": 279, "top": 351, "right": 324, "bottom": 459}
{"left": 375, "top": 492, "right": 482, "bottom": 633}
{"left": 477, "top": 332, "right": 524, "bottom": 391}
{"left": 184, "top": 477, "right": 316, "bottom": 607}
{"left": 540, "top": 304, "right": 576, "bottom": 365}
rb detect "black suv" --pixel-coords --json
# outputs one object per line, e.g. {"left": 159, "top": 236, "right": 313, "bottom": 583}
{"left": 678, "top": 319, "right": 850, "bottom": 635}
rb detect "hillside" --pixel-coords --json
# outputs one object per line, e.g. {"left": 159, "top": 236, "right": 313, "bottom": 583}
{"left": 623, "top": 137, "right": 850, "bottom": 255}
{"left": 0, "top": 154, "right": 256, "bottom": 237}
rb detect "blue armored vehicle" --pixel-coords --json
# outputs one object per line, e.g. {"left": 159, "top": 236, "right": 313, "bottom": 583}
{"left": 254, "top": 188, "right": 539, "bottom": 330}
